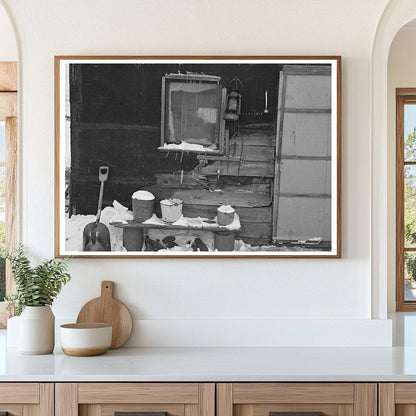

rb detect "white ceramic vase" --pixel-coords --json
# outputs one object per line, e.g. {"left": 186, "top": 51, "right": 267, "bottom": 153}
{"left": 19, "top": 306, "right": 55, "bottom": 354}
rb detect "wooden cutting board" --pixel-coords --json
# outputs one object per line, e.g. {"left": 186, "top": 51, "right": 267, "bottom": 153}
{"left": 76, "top": 281, "right": 133, "bottom": 349}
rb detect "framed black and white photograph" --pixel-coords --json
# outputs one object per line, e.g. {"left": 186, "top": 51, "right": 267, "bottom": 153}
{"left": 55, "top": 56, "right": 341, "bottom": 258}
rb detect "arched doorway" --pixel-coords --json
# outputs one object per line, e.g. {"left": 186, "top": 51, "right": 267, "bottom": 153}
{"left": 371, "top": 1, "right": 416, "bottom": 318}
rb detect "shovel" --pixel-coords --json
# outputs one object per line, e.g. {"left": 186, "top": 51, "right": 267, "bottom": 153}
{"left": 82, "top": 166, "right": 111, "bottom": 251}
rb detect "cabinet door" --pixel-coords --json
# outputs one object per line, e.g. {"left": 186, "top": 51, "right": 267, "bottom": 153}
{"left": 217, "top": 383, "right": 376, "bottom": 416}
{"left": 56, "top": 383, "right": 215, "bottom": 416}
{"left": 379, "top": 383, "right": 416, "bottom": 416}
{"left": 0, "top": 383, "right": 53, "bottom": 416}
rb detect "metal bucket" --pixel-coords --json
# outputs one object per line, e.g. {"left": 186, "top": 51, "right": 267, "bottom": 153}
{"left": 132, "top": 190, "right": 155, "bottom": 222}
{"left": 214, "top": 231, "right": 235, "bottom": 251}
{"left": 217, "top": 206, "right": 235, "bottom": 226}
{"left": 160, "top": 198, "right": 183, "bottom": 223}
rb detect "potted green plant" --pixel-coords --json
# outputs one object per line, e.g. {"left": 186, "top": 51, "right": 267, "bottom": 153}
{"left": 5, "top": 246, "right": 71, "bottom": 354}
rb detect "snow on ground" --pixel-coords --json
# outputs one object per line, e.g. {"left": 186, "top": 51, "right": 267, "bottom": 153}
{"left": 65, "top": 201, "right": 133, "bottom": 251}
{"left": 235, "top": 240, "right": 327, "bottom": 252}
{"left": 66, "top": 201, "right": 324, "bottom": 252}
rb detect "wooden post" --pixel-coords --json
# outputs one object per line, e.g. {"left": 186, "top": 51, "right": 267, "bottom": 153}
{"left": 5, "top": 117, "right": 17, "bottom": 293}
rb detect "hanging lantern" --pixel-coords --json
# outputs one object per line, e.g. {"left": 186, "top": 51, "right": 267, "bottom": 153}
{"left": 224, "top": 89, "right": 242, "bottom": 121}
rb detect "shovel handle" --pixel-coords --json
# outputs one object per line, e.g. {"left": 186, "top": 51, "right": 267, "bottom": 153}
{"left": 96, "top": 166, "right": 109, "bottom": 224}
{"left": 99, "top": 166, "right": 109, "bottom": 182}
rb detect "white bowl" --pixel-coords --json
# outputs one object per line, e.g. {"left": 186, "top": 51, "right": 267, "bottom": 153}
{"left": 60, "top": 323, "right": 112, "bottom": 356}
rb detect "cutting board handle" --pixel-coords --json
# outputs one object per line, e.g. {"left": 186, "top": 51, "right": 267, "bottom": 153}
{"left": 101, "top": 281, "right": 115, "bottom": 298}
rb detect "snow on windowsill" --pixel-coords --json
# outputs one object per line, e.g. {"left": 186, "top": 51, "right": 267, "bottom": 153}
{"left": 158, "top": 140, "right": 221, "bottom": 154}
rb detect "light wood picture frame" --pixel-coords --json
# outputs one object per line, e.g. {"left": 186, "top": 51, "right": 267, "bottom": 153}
{"left": 55, "top": 56, "right": 341, "bottom": 258}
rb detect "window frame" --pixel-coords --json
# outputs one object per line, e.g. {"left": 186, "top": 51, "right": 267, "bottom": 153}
{"left": 0, "top": 62, "right": 17, "bottom": 327}
{"left": 160, "top": 73, "right": 226, "bottom": 155}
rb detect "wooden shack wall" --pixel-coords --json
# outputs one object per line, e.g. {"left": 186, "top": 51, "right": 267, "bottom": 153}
{"left": 69, "top": 63, "right": 278, "bottom": 245}
{"left": 145, "top": 124, "right": 275, "bottom": 245}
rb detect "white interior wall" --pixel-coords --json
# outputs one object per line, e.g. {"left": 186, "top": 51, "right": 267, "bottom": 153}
{"left": 0, "top": 3, "right": 16, "bottom": 61}
{"left": 387, "top": 26, "right": 416, "bottom": 312}
{"left": 0, "top": 0, "right": 393, "bottom": 347}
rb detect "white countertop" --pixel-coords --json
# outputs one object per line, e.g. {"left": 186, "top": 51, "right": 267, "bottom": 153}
{"left": 3, "top": 313, "right": 416, "bottom": 382}
{"left": 3, "top": 345, "right": 416, "bottom": 382}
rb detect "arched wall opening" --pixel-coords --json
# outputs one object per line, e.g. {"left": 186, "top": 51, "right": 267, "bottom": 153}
{"left": 387, "top": 20, "right": 416, "bottom": 313}
{"left": 372, "top": 1, "right": 416, "bottom": 318}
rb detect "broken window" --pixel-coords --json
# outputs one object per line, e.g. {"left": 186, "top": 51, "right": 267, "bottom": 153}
{"left": 160, "top": 73, "right": 225, "bottom": 154}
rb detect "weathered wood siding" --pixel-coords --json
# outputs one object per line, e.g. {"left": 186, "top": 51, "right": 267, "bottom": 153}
{"left": 69, "top": 64, "right": 279, "bottom": 245}
{"left": 273, "top": 65, "right": 332, "bottom": 242}
{"left": 148, "top": 124, "right": 274, "bottom": 245}
{"left": 144, "top": 124, "right": 275, "bottom": 245}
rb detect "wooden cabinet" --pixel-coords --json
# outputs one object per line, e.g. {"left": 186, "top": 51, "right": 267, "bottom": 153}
{"left": 379, "top": 383, "right": 416, "bottom": 416}
{"left": 55, "top": 383, "right": 215, "bottom": 416}
{"left": 0, "top": 380, "right": 412, "bottom": 416}
{"left": 217, "top": 383, "right": 377, "bottom": 416}
{"left": 0, "top": 383, "right": 53, "bottom": 415}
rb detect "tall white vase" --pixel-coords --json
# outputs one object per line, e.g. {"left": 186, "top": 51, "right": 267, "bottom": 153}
{"left": 19, "top": 306, "right": 55, "bottom": 354}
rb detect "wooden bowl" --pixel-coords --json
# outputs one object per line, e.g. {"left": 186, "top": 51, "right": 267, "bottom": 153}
{"left": 60, "top": 323, "right": 112, "bottom": 356}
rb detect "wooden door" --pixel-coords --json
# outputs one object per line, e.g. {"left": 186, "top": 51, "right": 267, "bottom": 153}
{"left": 378, "top": 383, "right": 416, "bottom": 416}
{"left": 217, "top": 383, "right": 376, "bottom": 416}
{"left": 56, "top": 382, "right": 215, "bottom": 416}
{"left": 273, "top": 65, "right": 332, "bottom": 243}
{"left": 0, "top": 383, "right": 53, "bottom": 415}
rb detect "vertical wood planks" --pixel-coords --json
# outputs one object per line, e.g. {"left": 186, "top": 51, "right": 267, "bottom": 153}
{"left": 55, "top": 383, "right": 78, "bottom": 416}
{"left": 39, "top": 383, "right": 54, "bottom": 416}
{"left": 199, "top": 384, "right": 215, "bottom": 416}
{"left": 185, "top": 403, "right": 199, "bottom": 416}
{"left": 273, "top": 65, "right": 333, "bottom": 242}
{"left": 337, "top": 404, "right": 353, "bottom": 416}
{"left": 379, "top": 384, "right": 395, "bottom": 416}
{"left": 80, "top": 404, "right": 101, "bottom": 416}
{"left": 217, "top": 384, "right": 233, "bottom": 416}
{"left": 0, "top": 93, "right": 17, "bottom": 120}
{"left": 396, "top": 93, "right": 406, "bottom": 311}
{"left": 0, "top": 62, "right": 17, "bottom": 92}
{"left": 5, "top": 116, "right": 17, "bottom": 293}
{"left": 354, "top": 383, "right": 377, "bottom": 416}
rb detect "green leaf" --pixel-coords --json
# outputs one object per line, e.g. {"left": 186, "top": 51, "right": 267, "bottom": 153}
{"left": 5, "top": 245, "right": 71, "bottom": 315}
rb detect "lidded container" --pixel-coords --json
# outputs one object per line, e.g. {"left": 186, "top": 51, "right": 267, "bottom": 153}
{"left": 217, "top": 205, "right": 235, "bottom": 226}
